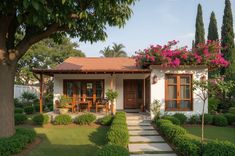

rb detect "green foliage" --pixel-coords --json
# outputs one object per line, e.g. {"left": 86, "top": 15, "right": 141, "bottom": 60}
{"left": 0, "top": 128, "right": 36, "bottom": 156}
{"left": 202, "top": 114, "right": 214, "bottom": 125}
{"left": 24, "top": 106, "right": 34, "bottom": 114}
{"left": 208, "top": 11, "right": 219, "bottom": 41}
{"left": 54, "top": 115, "right": 72, "bottom": 125}
{"left": 156, "top": 119, "right": 172, "bottom": 127}
{"left": 224, "top": 113, "right": 235, "bottom": 125}
{"left": 189, "top": 115, "right": 200, "bottom": 124}
{"left": 213, "top": 115, "right": 228, "bottom": 126}
{"left": 14, "top": 108, "right": 24, "bottom": 114}
{"left": 75, "top": 113, "right": 96, "bottom": 125}
{"left": 99, "top": 115, "right": 114, "bottom": 126}
{"left": 14, "top": 114, "right": 27, "bottom": 125}
{"left": 105, "top": 89, "right": 119, "bottom": 103}
{"left": 228, "top": 107, "right": 235, "bottom": 114}
{"left": 221, "top": 0, "right": 235, "bottom": 75}
{"left": 32, "top": 114, "right": 50, "bottom": 125}
{"left": 107, "top": 112, "right": 129, "bottom": 147}
{"left": 203, "top": 140, "right": 235, "bottom": 156}
{"left": 173, "top": 113, "right": 187, "bottom": 125}
{"left": 151, "top": 99, "right": 161, "bottom": 120}
{"left": 159, "top": 122, "right": 187, "bottom": 140}
{"left": 21, "top": 92, "right": 38, "bottom": 106}
{"left": 195, "top": 4, "right": 205, "bottom": 45}
{"left": 208, "top": 97, "right": 220, "bottom": 113}
{"left": 16, "top": 38, "right": 85, "bottom": 85}
{"left": 173, "top": 134, "right": 201, "bottom": 156}
{"left": 59, "top": 95, "right": 72, "bottom": 108}
{"left": 97, "top": 145, "right": 129, "bottom": 156}
{"left": 162, "top": 116, "right": 181, "bottom": 125}
{"left": 100, "top": 43, "right": 127, "bottom": 57}
{"left": 14, "top": 98, "right": 23, "bottom": 108}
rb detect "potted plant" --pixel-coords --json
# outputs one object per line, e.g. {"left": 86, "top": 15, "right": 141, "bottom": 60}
{"left": 105, "top": 89, "right": 119, "bottom": 114}
{"left": 59, "top": 95, "right": 71, "bottom": 114}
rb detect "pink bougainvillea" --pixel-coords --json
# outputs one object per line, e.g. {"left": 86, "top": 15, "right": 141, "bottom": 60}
{"left": 135, "top": 40, "right": 229, "bottom": 70}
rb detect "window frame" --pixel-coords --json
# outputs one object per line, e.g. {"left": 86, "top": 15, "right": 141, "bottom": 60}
{"left": 165, "top": 74, "right": 193, "bottom": 111}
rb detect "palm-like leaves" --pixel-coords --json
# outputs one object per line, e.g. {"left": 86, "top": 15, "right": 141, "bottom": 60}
{"left": 100, "top": 43, "right": 127, "bottom": 57}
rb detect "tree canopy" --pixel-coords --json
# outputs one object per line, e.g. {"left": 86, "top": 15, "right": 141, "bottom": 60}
{"left": 100, "top": 43, "right": 127, "bottom": 57}
{"left": 16, "top": 37, "right": 85, "bottom": 85}
{"left": 195, "top": 4, "right": 205, "bottom": 46}
{"left": 208, "top": 11, "right": 219, "bottom": 41}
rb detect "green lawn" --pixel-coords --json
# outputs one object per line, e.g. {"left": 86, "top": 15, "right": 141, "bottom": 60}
{"left": 184, "top": 125, "right": 235, "bottom": 144}
{"left": 26, "top": 126, "right": 108, "bottom": 156}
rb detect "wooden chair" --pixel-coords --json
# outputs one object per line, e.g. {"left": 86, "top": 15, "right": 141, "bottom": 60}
{"left": 95, "top": 98, "right": 109, "bottom": 113}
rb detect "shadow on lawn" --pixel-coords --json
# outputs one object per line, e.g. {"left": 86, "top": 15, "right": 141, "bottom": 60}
{"left": 88, "top": 126, "right": 109, "bottom": 146}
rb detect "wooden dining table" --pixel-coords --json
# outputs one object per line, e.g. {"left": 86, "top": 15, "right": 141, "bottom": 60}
{"left": 76, "top": 101, "right": 92, "bottom": 112}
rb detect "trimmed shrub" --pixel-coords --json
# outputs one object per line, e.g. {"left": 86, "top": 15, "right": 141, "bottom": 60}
{"left": 213, "top": 115, "right": 228, "bottom": 127}
{"left": 54, "top": 114, "right": 72, "bottom": 125}
{"left": 173, "top": 113, "right": 187, "bottom": 125}
{"left": 14, "top": 108, "right": 24, "bottom": 114}
{"left": 203, "top": 140, "right": 235, "bottom": 156}
{"left": 188, "top": 115, "right": 200, "bottom": 124}
{"left": 201, "top": 114, "right": 213, "bottom": 125}
{"left": 156, "top": 119, "right": 172, "bottom": 127}
{"left": 14, "top": 113, "right": 27, "bottom": 125}
{"left": 75, "top": 113, "right": 96, "bottom": 125}
{"left": 107, "top": 129, "right": 129, "bottom": 147}
{"left": 32, "top": 114, "right": 50, "bottom": 125}
{"left": 34, "top": 105, "right": 40, "bottom": 112}
{"left": 100, "top": 115, "right": 114, "bottom": 126}
{"left": 224, "top": 113, "right": 235, "bottom": 125}
{"left": 24, "top": 106, "right": 34, "bottom": 114}
{"left": 208, "top": 97, "right": 220, "bottom": 114}
{"left": 97, "top": 145, "right": 129, "bottom": 156}
{"left": 162, "top": 116, "right": 180, "bottom": 125}
{"left": 228, "top": 107, "right": 235, "bottom": 114}
{"left": 173, "top": 134, "right": 201, "bottom": 156}
{"left": 159, "top": 122, "right": 187, "bottom": 140}
{"left": 0, "top": 128, "right": 36, "bottom": 156}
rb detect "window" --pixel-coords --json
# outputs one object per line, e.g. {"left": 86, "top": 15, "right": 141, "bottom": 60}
{"left": 165, "top": 74, "right": 192, "bottom": 111}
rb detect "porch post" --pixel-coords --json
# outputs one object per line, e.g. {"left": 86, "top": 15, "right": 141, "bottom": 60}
{"left": 39, "top": 73, "right": 43, "bottom": 113}
{"left": 110, "top": 76, "right": 113, "bottom": 89}
{"left": 143, "top": 78, "right": 146, "bottom": 112}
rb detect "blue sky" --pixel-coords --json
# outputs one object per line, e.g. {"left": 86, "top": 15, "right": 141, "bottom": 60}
{"left": 73, "top": 0, "right": 235, "bottom": 57}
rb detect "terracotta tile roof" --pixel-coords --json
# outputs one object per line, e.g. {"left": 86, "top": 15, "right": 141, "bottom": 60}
{"left": 33, "top": 57, "right": 150, "bottom": 74}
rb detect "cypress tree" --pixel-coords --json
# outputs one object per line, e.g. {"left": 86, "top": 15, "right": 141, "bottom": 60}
{"left": 195, "top": 4, "right": 205, "bottom": 46}
{"left": 221, "top": 0, "right": 234, "bottom": 75}
{"left": 208, "top": 11, "right": 219, "bottom": 41}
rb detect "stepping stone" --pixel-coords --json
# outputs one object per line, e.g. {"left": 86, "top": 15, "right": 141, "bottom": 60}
{"left": 128, "top": 126, "right": 154, "bottom": 130}
{"left": 130, "top": 136, "right": 164, "bottom": 143}
{"left": 127, "top": 121, "right": 151, "bottom": 126}
{"left": 129, "top": 130, "right": 158, "bottom": 136}
{"left": 130, "top": 154, "right": 177, "bottom": 156}
{"left": 128, "top": 143, "right": 173, "bottom": 153}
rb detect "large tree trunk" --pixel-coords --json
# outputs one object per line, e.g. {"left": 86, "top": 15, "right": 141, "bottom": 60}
{"left": 0, "top": 63, "right": 16, "bottom": 137}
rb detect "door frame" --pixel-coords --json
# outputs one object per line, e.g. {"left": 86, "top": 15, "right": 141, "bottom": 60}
{"left": 123, "top": 79, "right": 144, "bottom": 109}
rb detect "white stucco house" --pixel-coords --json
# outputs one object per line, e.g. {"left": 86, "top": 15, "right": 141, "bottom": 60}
{"left": 33, "top": 57, "right": 208, "bottom": 117}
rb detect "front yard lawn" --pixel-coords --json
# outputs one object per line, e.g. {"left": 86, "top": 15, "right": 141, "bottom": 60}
{"left": 184, "top": 125, "right": 235, "bottom": 144}
{"left": 26, "top": 126, "right": 108, "bottom": 156}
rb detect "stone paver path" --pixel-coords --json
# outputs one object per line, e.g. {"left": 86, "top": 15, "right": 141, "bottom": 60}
{"left": 127, "top": 113, "right": 177, "bottom": 156}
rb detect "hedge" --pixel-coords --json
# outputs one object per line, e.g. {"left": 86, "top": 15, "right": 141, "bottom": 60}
{"left": 100, "top": 115, "right": 114, "bottom": 126}
{"left": 224, "top": 113, "right": 235, "bottom": 125}
{"left": 188, "top": 115, "right": 200, "bottom": 124}
{"left": 107, "top": 112, "right": 129, "bottom": 147}
{"left": 75, "top": 113, "right": 96, "bottom": 125}
{"left": 156, "top": 119, "right": 172, "bottom": 127}
{"left": 202, "top": 114, "right": 213, "bottom": 125}
{"left": 54, "top": 114, "right": 72, "bottom": 125}
{"left": 32, "top": 114, "right": 50, "bottom": 125}
{"left": 173, "top": 113, "right": 187, "bottom": 125}
{"left": 228, "top": 107, "right": 235, "bottom": 114}
{"left": 213, "top": 115, "right": 228, "bottom": 127}
{"left": 203, "top": 140, "right": 235, "bottom": 156}
{"left": 14, "top": 108, "right": 24, "bottom": 114}
{"left": 0, "top": 128, "right": 36, "bottom": 156}
{"left": 24, "top": 106, "right": 34, "bottom": 114}
{"left": 14, "top": 113, "right": 27, "bottom": 125}
{"left": 97, "top": 145, "right": 129, "bottom": 156}
{"left": 162, "top": 116, "right": 181, "bottom": 125}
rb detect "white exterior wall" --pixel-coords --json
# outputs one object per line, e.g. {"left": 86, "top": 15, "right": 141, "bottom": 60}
{"left": 150, "top": 66, "right": 208, "bottom": 118}
{"left": 53, "top": 73, "right": 149, "bottom": 110}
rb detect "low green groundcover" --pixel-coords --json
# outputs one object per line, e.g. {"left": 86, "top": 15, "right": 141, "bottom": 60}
{"left": 0, "top": 128, "right": 36, "bottom": 156}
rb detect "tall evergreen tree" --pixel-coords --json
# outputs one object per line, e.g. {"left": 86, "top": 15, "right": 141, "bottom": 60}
{"left": 208, "top": 12, "right": 219, "bottom": 41}
{"left": 195, "top": 4, "right": 205, "bottom": 46}
{"left": 221, "top": 0, "right": 235, "bottom": 75}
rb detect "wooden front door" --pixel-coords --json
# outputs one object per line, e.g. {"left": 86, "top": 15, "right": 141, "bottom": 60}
{"left": 124, "top": 80, "right": 143, "bottom": 109}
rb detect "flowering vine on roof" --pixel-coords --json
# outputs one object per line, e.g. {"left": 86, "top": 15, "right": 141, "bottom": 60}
{"left": 135, "top": 40, "right": 229, "bottom": 70}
